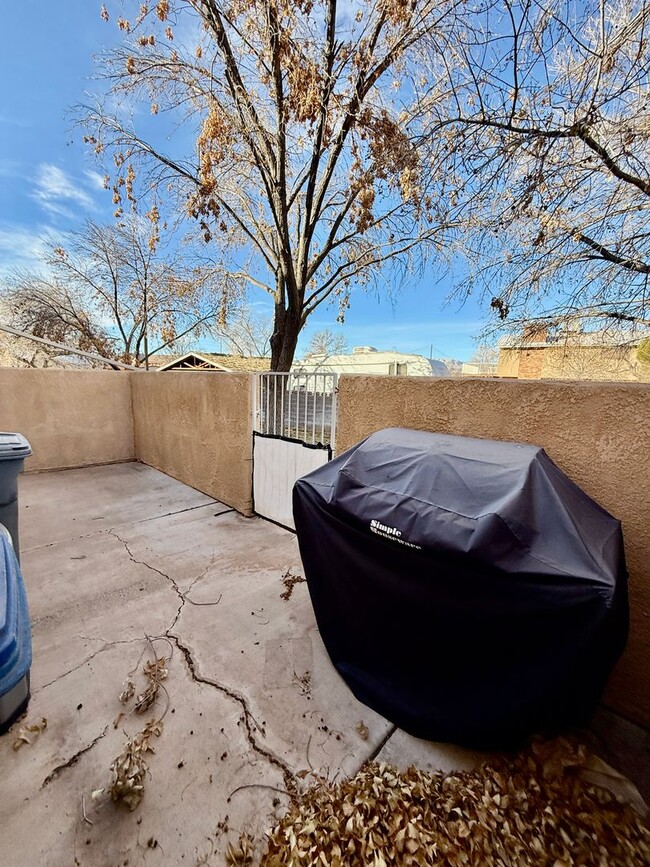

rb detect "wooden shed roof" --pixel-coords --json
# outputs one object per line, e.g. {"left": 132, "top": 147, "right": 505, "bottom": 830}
{"left": 155, "top": 352, "right": 270, "bottom": 372}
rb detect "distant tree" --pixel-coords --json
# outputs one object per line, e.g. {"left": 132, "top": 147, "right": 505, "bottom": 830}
{"left": 441, "top": 357, "right": 463, "bottom": 378}
{"left": 421, "top": 0, "right": 650, "bottom": 334}
{"left": 212, "top": 307, "right": 273, "bottom": 357}
{"left": 306, "top": 328, "right": 349, "bottom": 357}
{"left": 0, "top": 320, "right": 65, "bottom": 369}
{"left": 85, "top": 0, "right": 458, "bottom": 370}
{"left": 469, "top": 345, "right": 499, "bottom": 367}
{"left": 4, "top": 219, "right": 226, "bottom": 368}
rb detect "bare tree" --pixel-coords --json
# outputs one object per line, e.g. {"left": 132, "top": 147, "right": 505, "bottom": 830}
{"left": 469, "top": 344, "right": 499, "bottom": 367}
{"left": 85, "top": 0, "right": 459, "bottom": 370}
{"left": 305, "top": 328, "right": 349, "bottom": 357}
{"left": 420, "top": 0, "right": 650, "bottom": 335}
{"left": 0, "top": 326, "right": 66, "bottom": 369}
{"left": 212, "top": 307, "right": 273, "bottom": 357}
{"left": 4, "top": 219, "right": 226, "bottom": 367}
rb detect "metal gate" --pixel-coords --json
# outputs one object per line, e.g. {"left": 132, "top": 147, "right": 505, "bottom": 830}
{"left": 252, "top": 372, "right": 337, "bottom": 529}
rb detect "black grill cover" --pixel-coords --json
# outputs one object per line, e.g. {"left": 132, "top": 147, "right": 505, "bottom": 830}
{"left": 293, "top": 428, "right": 628, "bottom": 748}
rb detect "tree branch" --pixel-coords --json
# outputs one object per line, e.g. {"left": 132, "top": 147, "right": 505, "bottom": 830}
{"left": 573, "top": 231, "right": 650, "bottom": 273}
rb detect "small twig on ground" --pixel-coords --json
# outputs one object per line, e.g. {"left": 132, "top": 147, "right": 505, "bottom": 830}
{"left": 196, "top": 838, "right": 215, "bottom": 866}
{"left": 81, "top": 794, "right": 94, "bottom": 826}
{"left": 182, "top": 555, "right": 220, "bottom": 607}
{"left": 227, "top": 784, "right": 292, "bottom": 803}
{"left": 183, "top": 592, "right": 223, "bottom": 607}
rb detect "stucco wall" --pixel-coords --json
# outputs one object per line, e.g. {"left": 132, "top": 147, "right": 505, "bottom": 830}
{"left": 541, "top": 346, "right": 648, "bottom": 382}
{"left": 0, "top": 369, "right": 135, "bottom": 471}
{"left": 131, "top": 372, "right": 253, "bottom": 515}
{"left": 496, "top": 349, "right": 520, "bottom": 378}
{"left": 336, "top": 375, "right": 650, "bottom": 728}
{"left": 497, "top": 345, "right": 650, "bottom": 382}
{"left": 518, "top": 347, "right": 544, "bottom": 379}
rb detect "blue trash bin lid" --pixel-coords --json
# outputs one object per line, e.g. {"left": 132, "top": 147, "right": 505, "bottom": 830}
{"left": 0, "top": 433, "right": 32, "bottom": 460}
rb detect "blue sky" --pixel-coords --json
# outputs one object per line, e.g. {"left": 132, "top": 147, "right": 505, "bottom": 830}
{"left": 0, "top": 1, "right": 490, "bottom": 362}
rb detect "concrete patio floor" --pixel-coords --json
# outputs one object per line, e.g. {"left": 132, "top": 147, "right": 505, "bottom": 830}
{"left": 1, "top": 463, "right": 491, "bottom": 866}
{"left": 1, "top": 463, "right": 646, "bottom": 866}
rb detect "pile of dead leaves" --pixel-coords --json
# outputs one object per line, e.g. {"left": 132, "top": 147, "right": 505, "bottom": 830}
{"left": 262, "top": 740, "right": 649, "bottom": 866}
{"left": 107, "top": 651, "right": 170, "bottom": 811}
{"left": 105, "top": 718, "right": 164, "bottom": 812}
{"left": 92, "top": 642, "right": 171, "bottom": 813}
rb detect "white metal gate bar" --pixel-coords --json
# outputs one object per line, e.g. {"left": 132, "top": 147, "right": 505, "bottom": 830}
{"left": 254, "top": 372, "right": 337, "bottom": 448}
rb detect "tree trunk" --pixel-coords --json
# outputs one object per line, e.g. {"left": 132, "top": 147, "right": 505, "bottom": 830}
{"left": 270, "top": 299, "right": 301, "bottom": 372}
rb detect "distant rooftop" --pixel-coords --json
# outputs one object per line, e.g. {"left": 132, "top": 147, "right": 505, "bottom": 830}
{"left": 152, "top": 351, "right": 270, "bottom": 372}
{"left": 498, "top": 326, "right": 650, "bottom": 350}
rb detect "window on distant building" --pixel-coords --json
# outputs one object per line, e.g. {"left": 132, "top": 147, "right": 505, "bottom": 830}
{"left": 388, "top": 362, "right": 396, "bottom": 375}
{"left": 396, "top": 362, "right": 408, "bottom": 375}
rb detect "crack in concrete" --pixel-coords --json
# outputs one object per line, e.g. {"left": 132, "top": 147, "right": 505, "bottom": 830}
{"left": 366, "top": 725, "right": 398, "bottom": 765}
{"left": 109, "top": 529, "right": 188, "bottom": 630}
{"left": 22, "top": 503, "right": 234, "bottom": 555}
{"left": 110, "top": 529, "right": 185, "bottom": 600}
{"left": 107, "top": 531, "right": 297, "bottom": 796}
{"left": 35, "top": 638, "right": 143, "bottom": 694}
{"left": 109, "top": 531, "right": 221, "bottom": 632}
{"left": 41, "top": 726, "right": 109, "bottom": 789}
{"left": 108, "top": 503, "right": 233, "bottom": 534}
{"left": 168, "top": 632, "right": 298, "bottom": 798}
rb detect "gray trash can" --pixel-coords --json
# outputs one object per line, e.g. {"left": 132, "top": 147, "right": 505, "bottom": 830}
{"left": 0, "top": 433, "right": 32, "bottom": 560}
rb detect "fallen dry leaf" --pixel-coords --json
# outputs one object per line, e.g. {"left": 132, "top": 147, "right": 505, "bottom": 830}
{"left": 226, "top": 833, "right": 255, "bottom": 865}
{"left": 12, "top": 717, "right": 48, "bottom": 751}
{"left": 118, "top": 678, "right": 135, "bottom": 704}
{"left": 355, "top": 721, "right": 369, "bottom": 740}
{"left": 261, "top": 739, "right": 649, "bottom": 866}
{"left": 108, "top": 718, "right": 164, "bottom": 811}
{"left": 105, "top": 645, "right": 171, "bottom": 811}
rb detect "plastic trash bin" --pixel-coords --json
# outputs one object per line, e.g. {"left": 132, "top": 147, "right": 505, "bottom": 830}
{"left": 0, "top": 524, "right": 31, "bottom": 732}
{"left": 0, "top": 432, "right": 32, "bottom": 560}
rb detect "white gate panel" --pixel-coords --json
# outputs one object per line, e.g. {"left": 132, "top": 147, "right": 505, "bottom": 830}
{"left": 253, "top": 435, "right": 330, "bottom": 530}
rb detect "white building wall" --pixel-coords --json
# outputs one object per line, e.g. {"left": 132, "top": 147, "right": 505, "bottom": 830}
{"left": 293, "top": 348, "right": 448, "bottom": 377}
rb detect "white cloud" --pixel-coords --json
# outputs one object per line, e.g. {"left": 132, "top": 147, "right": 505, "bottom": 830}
{"left": 84, "top": 169, "right": 107, "bottom": 190}
{"left": 0, "top": 224, "right": 66, "bottom": 279}
{"left": 31, "top": 163, "right": 94, "bottom": 218}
